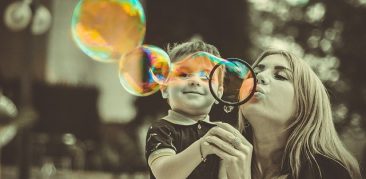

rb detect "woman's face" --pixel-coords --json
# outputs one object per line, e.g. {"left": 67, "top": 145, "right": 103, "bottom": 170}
{"left": 241, "top": 54, "right": 296, "bottom": 127}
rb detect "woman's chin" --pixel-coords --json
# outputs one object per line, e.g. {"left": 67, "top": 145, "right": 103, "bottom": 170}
{"left": 240, "top": 103, "right": 263, "bottom": 116}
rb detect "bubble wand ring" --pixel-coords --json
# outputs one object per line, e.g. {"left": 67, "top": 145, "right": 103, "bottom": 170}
{"left": 208, "top": 58, "right": 257, "bottom": 106}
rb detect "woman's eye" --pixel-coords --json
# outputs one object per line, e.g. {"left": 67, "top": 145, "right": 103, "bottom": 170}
{"left": 275, "top": 74, "right": 288, "bottom": 80}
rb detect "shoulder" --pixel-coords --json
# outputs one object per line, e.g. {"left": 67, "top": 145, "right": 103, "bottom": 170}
{"left": 149, "top": 119, "right": 176, "bottom": 130}
{"left": 145, "top": 120, "right": 178, "bottom": 160}
{"left": 146, "top": 120, "right": 176, "bottom": 140}
{"left": 302, "top": 154, "right": 352, "bottom": 179}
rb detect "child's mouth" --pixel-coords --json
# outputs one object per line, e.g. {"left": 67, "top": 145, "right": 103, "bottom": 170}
{"left": 183, "top": 91, "right": 203, "bottom": 95}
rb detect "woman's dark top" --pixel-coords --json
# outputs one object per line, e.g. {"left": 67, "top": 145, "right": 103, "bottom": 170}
{"left": 296, "top": 154, "right": 354, "bottom": 179}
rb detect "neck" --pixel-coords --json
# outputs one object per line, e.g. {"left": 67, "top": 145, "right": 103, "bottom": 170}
{"left": 252, "top": 124, "right": 289, "bottom": 177}
{"left": 172, "top": 109, "right": 207, "bottom": 121}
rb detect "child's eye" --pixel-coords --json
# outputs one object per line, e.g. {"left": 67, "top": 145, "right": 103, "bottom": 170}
{"left": 200, "top": 76, "right": 209, "bottom": 81}
{"left": 198, "top": 71, "right": 210, "bottom": 80}
{"left": 177, "top": 73, "right": 189, "bottom": 78}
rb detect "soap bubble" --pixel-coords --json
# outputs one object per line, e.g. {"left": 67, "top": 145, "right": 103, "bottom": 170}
{"left": 118, "top": 45, "right": 170, "bottom": 96}
{"left": 71, "top": 0, "right": 146, "bottom": 62}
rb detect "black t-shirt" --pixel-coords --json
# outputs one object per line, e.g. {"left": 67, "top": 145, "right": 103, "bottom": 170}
{"left": 145, "top": 110, "right": 220, "bottom": 179}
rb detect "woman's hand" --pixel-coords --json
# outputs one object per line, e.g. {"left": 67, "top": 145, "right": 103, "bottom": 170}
{"left": 200, "top": 122, "right": 253, "bottom": 179}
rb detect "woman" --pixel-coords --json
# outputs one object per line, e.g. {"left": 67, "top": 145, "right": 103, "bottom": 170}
{"left": 201, "top": 49, "right": 361, "bottom": 179}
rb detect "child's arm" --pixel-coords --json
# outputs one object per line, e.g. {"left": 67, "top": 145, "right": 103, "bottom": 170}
{"left": 149, "top": 139, "right": 203, "bottom": 179}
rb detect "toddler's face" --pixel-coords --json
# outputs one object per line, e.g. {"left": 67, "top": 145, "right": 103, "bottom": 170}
{"left": 162, "top": 56, "right": 222, "bottom": 116}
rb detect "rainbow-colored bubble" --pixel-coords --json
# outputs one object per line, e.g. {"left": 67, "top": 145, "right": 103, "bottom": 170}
{"left": 118, "top": 45, "right": 171, "bottom": 96}
{"left": 71, "top": 0, "right": 146, "bottom": 63}
{"left": 170, "top": 51, "right": 225, "bottom": 83}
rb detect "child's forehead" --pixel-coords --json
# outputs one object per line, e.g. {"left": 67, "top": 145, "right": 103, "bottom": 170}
{"left": 172, "top": 56, "right": 215, "bottom": 72}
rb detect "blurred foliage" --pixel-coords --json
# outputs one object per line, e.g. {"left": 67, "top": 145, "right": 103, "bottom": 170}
{"left": 247, "top": 0, "right": 366, "bottom": 130}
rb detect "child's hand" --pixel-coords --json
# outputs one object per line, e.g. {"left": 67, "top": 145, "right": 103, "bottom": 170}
{"left": 199, "top": 136, "right": 212, "bottom": 159}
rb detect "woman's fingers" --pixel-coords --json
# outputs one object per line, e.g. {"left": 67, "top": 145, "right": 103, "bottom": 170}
{"left": 203, "top": 134, "right": 253, "bottom": 179}
{"left": 207, "top": 126, "right": 237, "bottom": 144}
{"left": 206, "top": 136, "right": 242, "bottom": 156}
{"left": 203, "top": 141, "right": 235, "bottom": 161}
{"left": 215, "top": 122, "right": 251, "bottom": 145}
{"left": 204, "top": 141, "right": 250, "bottom": 179}
{"left": 206, "top": 124, "right": 253, "bottom": 153}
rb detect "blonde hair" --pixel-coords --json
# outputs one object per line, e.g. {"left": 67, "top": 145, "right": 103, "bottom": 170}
{"left": 239, "top": 49, "right": 361, "bottom": 179}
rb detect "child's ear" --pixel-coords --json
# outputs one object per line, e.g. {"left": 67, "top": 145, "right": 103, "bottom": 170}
{"left": 160, "top": 85, "right": 169, "bottom": 99}
{"left": 217, "top": 86, "right": 224, "bottom": 99}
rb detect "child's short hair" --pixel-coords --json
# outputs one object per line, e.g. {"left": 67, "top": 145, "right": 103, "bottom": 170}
{"left": 167, "top": 39, "right": 225, "bottom": 87}
{"left": 167, "top": 39, "right": 221, "bottom": 62}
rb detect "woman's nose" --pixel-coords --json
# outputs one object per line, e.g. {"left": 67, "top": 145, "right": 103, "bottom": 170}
{"left": 256, "top": 72, "right": 269, "bottom": 85}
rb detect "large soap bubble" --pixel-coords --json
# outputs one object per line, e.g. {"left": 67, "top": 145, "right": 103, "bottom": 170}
{"left": 71, "top": 0, "right": 146, "bottom": 62}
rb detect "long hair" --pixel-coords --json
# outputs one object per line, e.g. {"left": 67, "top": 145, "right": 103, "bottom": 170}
{"left": 239, "top": 49, "right": 361, "bottom": 179}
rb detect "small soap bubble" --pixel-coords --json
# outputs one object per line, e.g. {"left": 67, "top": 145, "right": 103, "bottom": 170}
{"left": 209, "top": 58, "right": 256, "bottom": 106}
{"left": 118, "top": 45, "right": 170, "bottom": 96}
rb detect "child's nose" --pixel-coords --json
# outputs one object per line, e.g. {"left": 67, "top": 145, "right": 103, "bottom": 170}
{"left": 187, "top": 76, "right": 201, "bottom": 86}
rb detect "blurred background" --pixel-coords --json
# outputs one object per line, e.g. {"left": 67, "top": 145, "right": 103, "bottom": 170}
{"left": 0, "top": 0, "right": 365, "bottom": 178}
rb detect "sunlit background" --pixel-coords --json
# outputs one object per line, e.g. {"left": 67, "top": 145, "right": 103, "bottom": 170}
{"left": 1, "top": 0, "right": 365, "bottom": 178}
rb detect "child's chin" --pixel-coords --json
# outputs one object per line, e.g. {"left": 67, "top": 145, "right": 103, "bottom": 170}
{"left": 185, "top": 105, "right": 210, "bottom": 114}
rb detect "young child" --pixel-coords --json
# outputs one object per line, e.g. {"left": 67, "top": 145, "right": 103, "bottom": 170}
{"left": 145, "top": 39, "right": 225, "bottom": 179}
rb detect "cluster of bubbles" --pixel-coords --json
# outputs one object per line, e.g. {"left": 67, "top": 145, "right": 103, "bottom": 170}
{"left": 71, "top": 0, "right": 171, "bottom": 96}
{"left": 71, "top": 0, "right": 257, "bottom": 106}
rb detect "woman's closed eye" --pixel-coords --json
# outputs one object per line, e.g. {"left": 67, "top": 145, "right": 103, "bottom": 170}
{"left": 274, "top": 72, "right": 288, "bottom": 81}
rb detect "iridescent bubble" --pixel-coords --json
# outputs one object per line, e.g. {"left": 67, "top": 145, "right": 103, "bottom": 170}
{"left": 169, "top": 51, "right": 224, "bottom": 82}
{"left": 118, "top": 45, "right": 170, "bottom": 96}
{"left": 71, "top": 0, "right": 146, "bottom": 63}
{"left": 181, "top": 51, "right": 223, "bottom": 64}
{"left": 209, "top": 58, "right": 256, "bottom": 106}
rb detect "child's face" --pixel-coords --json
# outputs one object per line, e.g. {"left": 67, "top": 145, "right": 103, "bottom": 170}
{"left": 161, "top": 56, "right": 223, "bottom": 116}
